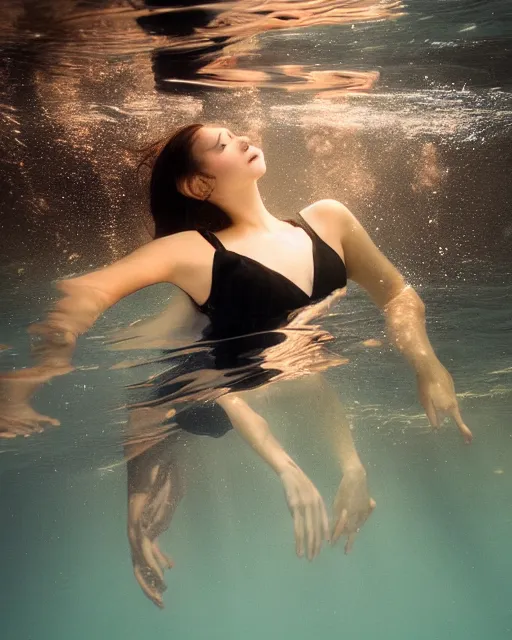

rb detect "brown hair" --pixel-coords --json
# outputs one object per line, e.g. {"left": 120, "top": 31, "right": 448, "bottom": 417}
{"left": 138, "top": 123, "right": 231, "bottom": 239}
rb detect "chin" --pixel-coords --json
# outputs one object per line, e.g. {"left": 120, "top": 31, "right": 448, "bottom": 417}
{"left": 250, "top": 159, "right": 266, "bottom": 178}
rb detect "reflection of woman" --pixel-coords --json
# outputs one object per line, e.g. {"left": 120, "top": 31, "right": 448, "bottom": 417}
{"left": 0, "top": 123, "right": 472, "bottom": 608}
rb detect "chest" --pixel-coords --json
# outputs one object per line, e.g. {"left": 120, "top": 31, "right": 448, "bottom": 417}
{"left": 219, "top": 228, "right": 315, "bottom": 299}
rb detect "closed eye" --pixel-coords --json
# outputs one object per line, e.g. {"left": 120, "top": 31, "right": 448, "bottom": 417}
{"left": 218, "top": 130, "right": 234, "bottom": 151}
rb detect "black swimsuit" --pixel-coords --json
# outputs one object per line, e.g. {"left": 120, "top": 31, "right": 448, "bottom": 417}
{"left": 127, "top": 213, "right": 347, "bottom": 438}
{"left": 196, "top": 213, "right": 347, "bottom": 340}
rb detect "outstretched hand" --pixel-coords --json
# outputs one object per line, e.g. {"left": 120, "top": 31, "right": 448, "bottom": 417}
{"left": 0, "top": 371, "right": 67, "bottom": 439}
{"left": 0, "top": 400, "right": 60, "bottom": 438}
{"left": 417, "top": 363, "right": 473, "bottom": 444}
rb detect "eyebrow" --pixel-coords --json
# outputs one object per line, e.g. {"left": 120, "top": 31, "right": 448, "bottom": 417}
{"left": 206, "top": 129, "right": 233, "bottom": 151}
{"left": 207, "top": 133, "right": 222, "bottom": 151}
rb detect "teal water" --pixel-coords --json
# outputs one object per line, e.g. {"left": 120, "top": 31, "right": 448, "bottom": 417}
{"left": 1, "top": 277, "right": 511, "bottom": 638}
{"left": 1, "top": 0, "right": 512, "bottom": 637}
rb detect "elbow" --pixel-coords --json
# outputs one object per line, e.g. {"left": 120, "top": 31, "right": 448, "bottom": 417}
{"left": 56, "top": 278, "right": 114, "bottom": 312}
{"left": 407, "top": 287, "right": 425, "bottom": 316}
{"left": 384, "top": 285, "right": 425, "bottom": 324}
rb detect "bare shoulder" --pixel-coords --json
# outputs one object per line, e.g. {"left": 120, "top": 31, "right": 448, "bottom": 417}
{"left": 299, "top": 199, "right": 357, "bottom": 241}
{"left": 301, "top": 199, "right": 355, "bottom": 227}
{"left": 144, "top": 229, "right": 208, "bottom": 269}
{"left": 153, "top": 229, "right": 203, "bottom": 253}
{"left": 63, "top": 229, "right": 209, "bottom": 306}
{"left": 150, "top": 229, "right": 214, "bottom": 290}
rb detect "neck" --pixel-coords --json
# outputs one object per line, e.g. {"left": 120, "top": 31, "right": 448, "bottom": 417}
{"left": 213, "top": 181, "right": 279, "bottom": 232}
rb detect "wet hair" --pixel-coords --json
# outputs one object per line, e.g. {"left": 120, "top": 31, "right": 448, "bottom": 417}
{"left": 138, "top": 122, "right": 231, "bottom": 239}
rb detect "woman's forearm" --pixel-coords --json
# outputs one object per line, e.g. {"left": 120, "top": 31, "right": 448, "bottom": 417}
{"left": 1, "top": 280, "right": 111, "bottom": 401}
{"left": 216, "top": 394, "right": 295, "bottom": 476}
{"left": 383, "top": 285, "right": 440, "bottom": 376}
{"left": 310, "top": 375, "right": 364, "bottom": 473}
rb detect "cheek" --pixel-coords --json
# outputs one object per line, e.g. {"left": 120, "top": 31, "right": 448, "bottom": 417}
{"left": 218, "top": 152, "right": 246, "bottom": 176}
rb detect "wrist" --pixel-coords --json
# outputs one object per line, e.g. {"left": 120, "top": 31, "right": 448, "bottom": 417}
{"left": 343, "top": 461, "right": 366, "bottom": 477}
{"left": 415, "top": 358, "right": 445, "bottom": 381}
{"left": 340, "top": 452, "right": 366, "bottom": 475}
{"left": 277, "top": 458, "right": 300, "bottom": 478}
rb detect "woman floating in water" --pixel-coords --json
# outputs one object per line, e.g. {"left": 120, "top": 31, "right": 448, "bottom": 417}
{"left": 0, "top": 123, "right": 472, "bottom": 608}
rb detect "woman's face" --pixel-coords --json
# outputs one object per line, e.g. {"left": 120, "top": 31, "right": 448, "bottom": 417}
{"left": 192, "top": 126, "right": 266, "bottom": 187}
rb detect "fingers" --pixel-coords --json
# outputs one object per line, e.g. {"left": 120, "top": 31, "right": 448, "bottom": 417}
{"left": 0, "top": 421, "right": 57, "bottom": 438}
{"left": 451, "top": 405, "right": 473, "bottom": 444}
{"left": 134, "top": 565, "right": 164, "bottom": 609}
{"left": 153, "top": 541, "right": 173, "bottom": 570}
{"left": 321, "top": 499, "right": 330, "bottom": 544}
{"left": 305, "top": 504, "right": 315, "bottom": 560}
{"left": 0, "top": 420, "right": 41, "bottom": 438}
{"left": 293, "top": 508, "right": 304, "bottom": 558}
{"left": 332, "top": 508, "right": 348, "bottom": 544}
{"left": 282, "top": 468, "right": 331, "bottom": 561}
{"left": 141, "top": 536, "right": 165, "bottom": 585}
{"left": 311, "top": 496, "right": 329, "bottom": 560}
{"left": 331, "top": 500, "right": 377, "bottom": 551}
{"left": 0, "top": 431, "right": 17, "bottom": 439}
{"left": 425, "top": 397, "right": 473, "bottom": 444}
{"left": 424, "top": 400, "right": 440, "bottom": 429}
{"left": 0, "top": 412, "right": 60, "bottom": 439}
{"left": 129, "top": 498, "right": 172, "bottom": 608}
{"left": 292, "top": 497, "right": 329, "bottom": 560}
{"left": 296, "top": 503, "right": 329, "bottom": 561}
{"left": 132, "top": 537, "right": 173, "bottom": 608}
{"left": 344, "top": 533, "right": 356, "bottom": 555}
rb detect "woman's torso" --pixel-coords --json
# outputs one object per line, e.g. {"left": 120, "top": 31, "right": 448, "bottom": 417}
{"left": 192, "top": 212, "right": 348, "bottom": 340}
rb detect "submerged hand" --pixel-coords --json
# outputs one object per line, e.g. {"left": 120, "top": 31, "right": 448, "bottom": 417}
{"left": 417, "top": 363, "right": 473, "bottom": 444}
{"left": 0, "top": 374, "right": 61, "bottom": 438}
{"left": 0, "top": 365, "right": 72, "bottom": 439}
{"left": 279, "top": 462, "right": 330, "bottom": 560}
{"left": 0, "top": 400, "right": 60, "bottom": 438}
{"left": 128, "top": 489, "right": 174, "bottom": 609}
{"left": 331, "top": 466, "right": 376, "bottom": 554}
{"left": 127, "top": 449, "right": 183, "bottom": 610}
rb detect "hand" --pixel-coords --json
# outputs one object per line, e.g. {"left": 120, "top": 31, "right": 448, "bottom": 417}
{"left": 0, "top": 368, "right": 70, "bottom": 439}
{"left": 0, "top": 400, "right": 60, "bottom": 439}
{"left": 127, "top": 453, "right": 182, "bottom": 609}
{"left": 331, "top": 466, "right": 376, "bottom": 554}
{"left": 279, "top": 462, "right": 330, "bottom": 560}
{"left": 417, "top": 363, "right": 473, "bottom": 444}
{"left": 28, "top": 321, "right": 77, "bottom": 369}
{"left": 128, "top": 491, "right": 174, "bottom": 609}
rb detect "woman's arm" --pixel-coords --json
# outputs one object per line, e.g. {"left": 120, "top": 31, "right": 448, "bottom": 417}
{"left": 106, "top": 286, "right": 209, "bottom": 351}
{"left": 216, "top": 393, "right": 330, "bottom": 561}
{"left": 314, "top": 199, "right": 472, "bottom": 443}
{"left": 0, "top": 234, "right": 194, "bottom": 432}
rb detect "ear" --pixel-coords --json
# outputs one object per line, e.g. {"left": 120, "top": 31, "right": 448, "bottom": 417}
{"left": 179, "top": 174, "right": 214, "bottom": 201}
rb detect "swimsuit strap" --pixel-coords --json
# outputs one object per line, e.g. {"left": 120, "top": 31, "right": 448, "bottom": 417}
{"left": 197, "top": 228, "right": 225, "bottom": 251}
{"left": 294, "top": 212, "right": 317, "bottom": 241}
{"left": 285, "top": 213, "right": 321, "bottom": 249}
{"left": 200, "top": 214, "right": 317, "bottom": 251}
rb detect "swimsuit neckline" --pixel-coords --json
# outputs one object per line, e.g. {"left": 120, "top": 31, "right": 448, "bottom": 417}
{"left": 199, "top": 212, "right": 345, "bottom": 310}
